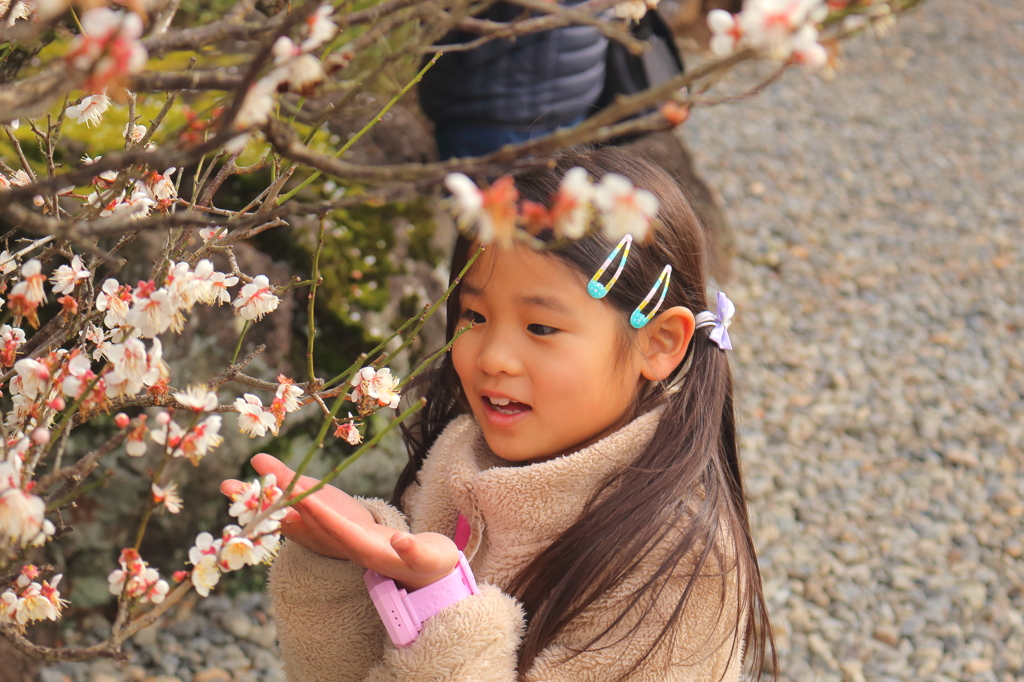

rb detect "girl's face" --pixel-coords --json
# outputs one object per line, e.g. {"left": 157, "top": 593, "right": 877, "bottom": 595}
{"left": 452, "top": 245, "right": 644, "bottom": 463}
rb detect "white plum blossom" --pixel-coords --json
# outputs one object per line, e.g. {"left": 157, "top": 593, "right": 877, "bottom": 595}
{"left": 302, "top": 4, "right": 338, "bottom": 52}
{"left": 13, "top": 358, "right": 50, "bottom": 400}
{"left": 708, "top": 9, "right": 742, "bottom": 57}
{"left": 61, "top": 352, "right": 94, "bottom": 399}
{"left": 444, "top": 173, "right": 484, "bottom": 235}
{"left": 0, "top": 573, "right": 67, "bottom": 628}
{"left": 123, "top": 122, "right": 147, "bottom": 142}
{"left": 593, "top": 173, "right": 659, "bottom": 242}
{"left": 0, "top": 486, "right": 54, "bottom": 550}
{"left": 96, "top": 278, "right": 132, "bottom": 329}
{"left": 234, "top": 394, "right": 277, "bottom": 437}
{"left": 710, "top": 0, "right": 829, "bottom": 68}
{"left": 228, "top": 474, "right": 287, "bottom": 527}
{"left": 127, "top": 282, "right": 174, "bottom": 338}
{"left": 200, "top": 270, "right": 237, "bottom": 306}
{"left": 49, "top": 255, "right": 90, "bottom": 295}
{"left": 0, "top": 250, "right": 17, "bottom": 275}
{"left": 275, "top": 377, "right": 303, "bottom": 413}
{"left": 103, "top": 338, "right": 149, "bottom": 398}
{"left": 151, "top": 482, "right": 183, "bottom": 514}
{"left": 220, "top": 535, "right": 257, "bottom": 571}
{"left": 550, "top": 167, "right": 594, "bottom": 239}
{"left": 234, "top": 76, "right": 280, "bottom": 131}
{"left": 233, "top": 275, "right": 280, "bottom": 321}
{"left": 350, "top": 367, "right": 402, "bottom": 411}
{"left": 8, "top": 259, "right": 48, "bottom": 322}
{"left": 191, "top": 555, "right": 220, "bottom": 597}
{"left": 176, "top": 385, "right": 218, "bottom": 412}
{"left": 614, "top": 0, "right": 657, "bottom": 22}
{"left": 65, "top": 94, "right": 111, "bottom": 127}
{"left": 107, "top": 549, "right": 168, "bottom": 604}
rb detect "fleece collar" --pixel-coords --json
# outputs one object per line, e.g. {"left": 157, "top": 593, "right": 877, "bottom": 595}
{"left": 419, "top": 406, "right": 666, "bottom": 584}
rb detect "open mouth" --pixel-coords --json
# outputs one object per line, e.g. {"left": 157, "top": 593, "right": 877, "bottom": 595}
{"left": 482, "top": 395, "right": 531, "bottom": 417}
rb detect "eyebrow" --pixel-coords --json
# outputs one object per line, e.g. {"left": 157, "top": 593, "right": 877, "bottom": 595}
{"left": 461, "top": 283, "right": 576, "bottom": 317}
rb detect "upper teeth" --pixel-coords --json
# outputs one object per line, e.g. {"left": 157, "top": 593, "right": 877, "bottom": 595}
{"left": 489, "top": 396, "right": 511, "bottom": 406}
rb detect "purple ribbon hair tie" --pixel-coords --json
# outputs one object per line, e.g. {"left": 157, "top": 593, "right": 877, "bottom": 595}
{"left": 694, "top": 291, "right": 735, "bottom": 350}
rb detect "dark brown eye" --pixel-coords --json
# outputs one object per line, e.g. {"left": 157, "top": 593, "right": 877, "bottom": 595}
{"left": 527, "top": 324, "right": 557, "bottom": 336}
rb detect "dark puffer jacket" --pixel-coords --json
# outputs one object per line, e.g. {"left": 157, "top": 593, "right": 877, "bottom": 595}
{"left": 418, "top": 1, "right": 608, "bottom": 130}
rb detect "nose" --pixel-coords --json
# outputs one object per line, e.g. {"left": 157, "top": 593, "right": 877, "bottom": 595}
{"left": 476, "top": 328, "right": 524, "bottom": 377}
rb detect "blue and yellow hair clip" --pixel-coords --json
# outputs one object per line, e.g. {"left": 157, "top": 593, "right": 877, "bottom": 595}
{"left": 587, "top": 234, "right": 632, "bottom": 300}
{"left": 630, "top": 265, "right": 672, "bottom": 329}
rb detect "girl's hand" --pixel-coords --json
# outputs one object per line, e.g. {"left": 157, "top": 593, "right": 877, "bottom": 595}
{"left": 221, "top": 454, "right": 459, "bottom": 590}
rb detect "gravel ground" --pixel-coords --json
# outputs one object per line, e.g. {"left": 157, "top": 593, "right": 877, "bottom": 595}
{"left": 41, "top": 0, "right": 1023, "bottom": 680}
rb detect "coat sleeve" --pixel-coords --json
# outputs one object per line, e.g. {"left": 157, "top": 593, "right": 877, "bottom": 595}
{"left": 268, "top": 497, "right": 411, "bottom": 682}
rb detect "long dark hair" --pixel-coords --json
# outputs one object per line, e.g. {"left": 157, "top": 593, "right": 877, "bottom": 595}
{"left": 396, "top": 147, "right": 775, "bottom": 680}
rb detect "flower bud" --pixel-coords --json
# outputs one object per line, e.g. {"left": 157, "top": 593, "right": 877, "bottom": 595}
{"left": 31, "top": 427, "right": 50, "bottom": 445}
{"left": 47, "top": 396, "right": 66, "bottom": 411}
{"left": 115, "top": 413, "right": 130, "bottom": 429}
{"left": 172, "top": 570, "right": 189, "bottom": 583}
{"left": 156, "top": 411, "right": 171, "bottom": 426}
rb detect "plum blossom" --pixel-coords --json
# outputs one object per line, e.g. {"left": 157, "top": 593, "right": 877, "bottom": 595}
{"left": 0, "top": 325, "right": 26, "bottom": 368}
{"left": 13, "top": 358, "right": 50, "bottom": 400}
{"left": 0, "top": 573, "right": 67, "bottom": 629}
{"left": 349, "top": 367, "right": 401, "bottom": 415}
{"left": 176, "top": 385, "right": 218, "bottom": 412}
{"left": 234, "top": 394, "right": 277, "bottom": 437}
{"left": 127, "top": 281, "right": 174, "bottom": 338}
{"left": 593, "top": 173, "right": 659, "bottom": 242}
{"left": 228, "top": 474, "right": 287, "bottom": 527}
{"left": 122, "top": 414, "right": 148, "bottom": 456}
{"left": 708, "top": 9, "right": 742, "bottom": 57}
{"left": 50, "top": 255, "right": 90, "bottom": 295}
{"left": 270, "top": 375, "right": 303, "bottom": 424}
{"left": 220, "top": 534, "right": 257, "bottom": 571}
{"left": 107, "top": 549, "right": 168, "bottom": 604}
{"left": 65, "top": 94, "right": 111, "bottom": 127}
{"left": 614, "top": 0, "right": 657, "bottom": 22}
{"left": 192, "top": 260, "right": 237, "bottom": 306}
{"left": 444, "top": 173, "right": 521, "bottom": 245}
{"left": 7, "top": 259, "right": 48, "bottom": 327}
{"left": 445, "top": 173, "right": 484, "bottom": 235}
{"left": 150, "top": 414, "right": 223, "bottom": 464}
{"left": 61, "top": 352, "right": 94, "bottom": 399}
{"left": 234, "top": 76, "right": 280, "bottom": 131}
{"left": 151, "top": 482, "right": 183, "bottom": 514}
{"left": 103, "top": 338, "right": 149, "bottom": 398}
{"left": 66, "top": 8, "right": 149, "bottom": 92}
{"left": 0, "top": 486, "right": 54, "bottom": 550}
{"left": 233, "top": 275, "right": 280, "bottom": 321}
{"left": 187, "top": 531, "right": 229, "bottom": 592}
{"left": 334, "top": 416, "right": 362, "bottom": 445}
{"left": 0, "top": 250, "right": 18, "bottom": 275}
{"left": 96, "top": 278, "right": 133, "bottom": 329}
{"left": 124, "top": 122, "right": 147, "bottom": 142}
{"left": 302, "top": 4, "right": 338, "bottom": 52}
{"left": 144, "top": 167, "right": 177, "bottom": 208}
{"left": 550, "top": 167, "right": 594, "bottom": 239}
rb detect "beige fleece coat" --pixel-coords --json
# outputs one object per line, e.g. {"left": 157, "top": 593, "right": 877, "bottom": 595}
{"left": 269, "top": 408, "right": 745, "bottom": 681}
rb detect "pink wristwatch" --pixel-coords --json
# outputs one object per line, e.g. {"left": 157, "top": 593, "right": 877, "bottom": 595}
{"left": 364, "top": 551, "right": 479, "bottom": 648}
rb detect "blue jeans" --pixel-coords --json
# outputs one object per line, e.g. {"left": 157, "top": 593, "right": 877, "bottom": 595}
{"left": 435, "top": 117, "right": 585, "bottom": 160}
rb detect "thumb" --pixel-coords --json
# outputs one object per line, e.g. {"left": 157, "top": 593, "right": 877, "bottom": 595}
{"left": 390, "top": 532, "right": 459, "bottom": 579}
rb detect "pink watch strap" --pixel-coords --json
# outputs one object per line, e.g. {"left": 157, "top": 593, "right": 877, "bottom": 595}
{"left": 364, "top": 550, "right": 479, "bottom": 648}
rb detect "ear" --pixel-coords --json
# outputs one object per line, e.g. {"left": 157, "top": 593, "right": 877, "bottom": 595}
{"left": 638, "top": 306, "right": 695, "bottom": 382}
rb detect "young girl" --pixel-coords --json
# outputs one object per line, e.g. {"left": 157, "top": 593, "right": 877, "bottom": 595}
{"left": 229, "top": 147, "right": 774, "bottom": 681}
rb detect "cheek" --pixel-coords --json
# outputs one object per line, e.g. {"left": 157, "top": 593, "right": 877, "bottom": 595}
{"left": 450, "top": 334, "right": 475, "bottom": 389}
